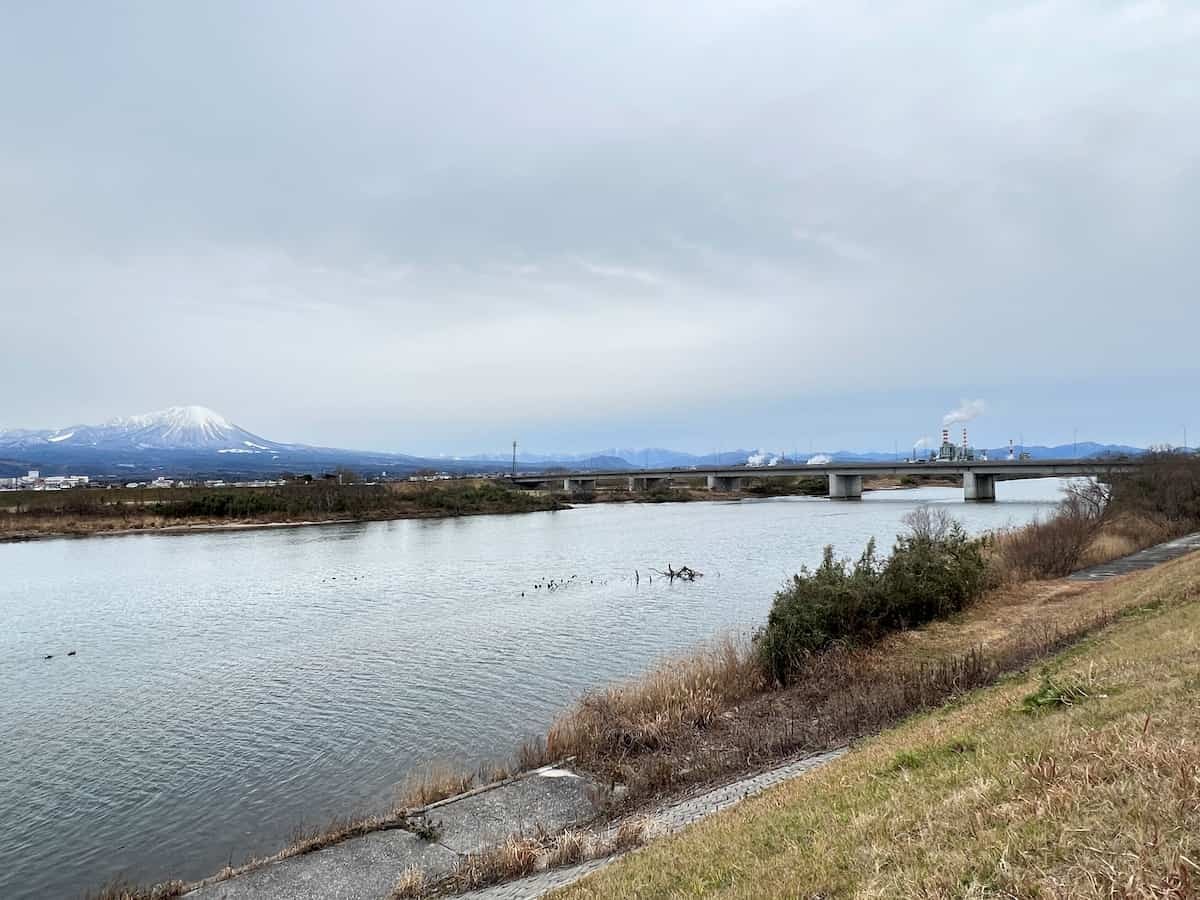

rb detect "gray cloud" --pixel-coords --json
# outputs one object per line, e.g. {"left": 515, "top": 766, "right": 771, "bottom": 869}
{"left": 2, "top": 1, "right": 1197, "bottom": 452}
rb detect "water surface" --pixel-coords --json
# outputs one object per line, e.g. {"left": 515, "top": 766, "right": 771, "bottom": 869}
{"left": 0, "top": 481, "right": 1067, "bottom": 898}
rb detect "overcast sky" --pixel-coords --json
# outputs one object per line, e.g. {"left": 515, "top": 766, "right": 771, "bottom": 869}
{"left": 2, "top": 1, "right": 1197, "bottom": 455}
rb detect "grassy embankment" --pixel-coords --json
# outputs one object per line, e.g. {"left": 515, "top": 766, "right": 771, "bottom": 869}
{"left": 0, "top": 480, "right": 563, "bottom": 539}
{"left": 555, "top": 552, "right": 1200, "bottom": 899}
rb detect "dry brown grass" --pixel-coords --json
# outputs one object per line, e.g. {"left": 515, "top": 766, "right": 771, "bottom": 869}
{"left": 610, "top": 816, "right": 649, "bottom": 852}
{"left": 388, "top": 865, "right": 426, "bottom": 899}
{"left": 553, "top": 553, "right": 1200, "bottom": 900}
{"left": 84, "top": 879, "right": 187, "bottom": 900}
{"left": 543, "top": 830, "right": 590, "bottom": 868}
{"left": 393, "top": 762, "right": 477, "bottom": 811}
{"left": 546, "top": 635, "right": 764, "bottom": 762}
{"left": 452, "top": 836, "right": 543, "bottom": 890}
{"left": 445, "top": 819, "right": 652, "bottom": 895}
{"left": 1078, "top": 512, "right": 1178, "bottom": 568}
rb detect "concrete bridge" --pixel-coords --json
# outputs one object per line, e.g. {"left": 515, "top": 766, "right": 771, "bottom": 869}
{"left": 509, "top": 459, "right": 1138, "bottom": 502}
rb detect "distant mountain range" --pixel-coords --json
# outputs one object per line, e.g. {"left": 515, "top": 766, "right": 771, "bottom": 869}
{"left": 0, "top": 406, "right": 1145, "bottom": 480}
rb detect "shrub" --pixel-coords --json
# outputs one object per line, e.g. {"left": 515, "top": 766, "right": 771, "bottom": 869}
{"left": 1106, "top": 449, "right": 1200, "bottom": 532}
{"left": 990, "top": 486, "right": 1107, "bottom": 581}
{"left": 757, "top": 511, "right": 988, "bottom": 683}
{"left": 755, "top": 542, "right": 884, "bottom": 683}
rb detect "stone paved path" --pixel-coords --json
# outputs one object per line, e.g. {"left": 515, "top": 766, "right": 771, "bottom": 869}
{"left": 1068, "top": 531, "right": 1200, "bottom": 581}
{"left": 188, "top": 766, "right": 596, "bottom": 900}
{"left": 457, "top": 749, "right": 847, "bottom": 900}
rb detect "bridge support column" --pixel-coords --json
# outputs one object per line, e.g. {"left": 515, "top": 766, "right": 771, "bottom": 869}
{"left": 563, "top": 478, "right": 596, "bottom": 493}
{"left": 628, "top": 476, "right": 669, "bottom": 492}
{"left": 706, "top": 475, "right": 742, "bottom": 492}
{"left": 963, "top": 472, "right": 995, "bottom": 502}
{"left": 828, "top": 473, "right": 863, "bottom": 500}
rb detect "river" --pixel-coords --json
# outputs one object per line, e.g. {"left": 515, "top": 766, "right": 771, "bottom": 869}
{"left": 0, "top": 480, "right": 1068, "bottom": 898}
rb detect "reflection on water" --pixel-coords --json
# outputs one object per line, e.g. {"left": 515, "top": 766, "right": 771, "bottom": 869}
{"left": 0, "top": 480, "right": 1067, "bottom": 898}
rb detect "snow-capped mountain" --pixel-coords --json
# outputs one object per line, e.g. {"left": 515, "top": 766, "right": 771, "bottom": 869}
{"left": 0, "top": 406, "right": 520, "bottom": 479}
{"left": 0, "top": 406, "right": 287, "bottom": 453}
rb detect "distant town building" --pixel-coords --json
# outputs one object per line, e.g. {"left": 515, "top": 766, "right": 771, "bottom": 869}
{"left": 0, "top": 471, "right": 89, "bottom": 491}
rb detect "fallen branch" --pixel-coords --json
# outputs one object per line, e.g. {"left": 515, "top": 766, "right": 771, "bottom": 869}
{"left": 651, "top": 564, "right": 703, "bottom": 581}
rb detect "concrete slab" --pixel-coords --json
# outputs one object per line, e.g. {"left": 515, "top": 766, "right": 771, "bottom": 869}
{"left": 1068, "top": 532, "right": 1200, "bottom": 581}
{"left": 186, "top": 828, "right": 457, "bottom": 900}
{"left": 423, "top": 766, "right": 597, "bottom": 855}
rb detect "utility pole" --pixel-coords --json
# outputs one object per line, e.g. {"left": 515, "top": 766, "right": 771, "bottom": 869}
{"left": 1073, "top": 428, "right": 1078, "bottom": 459}
{"left": 512, "top": 440, "right": 517, "bottom": 476}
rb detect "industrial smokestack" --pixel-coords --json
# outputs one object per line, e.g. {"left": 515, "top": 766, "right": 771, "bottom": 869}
{"left": 962, "top": 427, "right": 968, "bottom": 450}
{"left": 942, "top": 427, "right": 949, "bottom": 446}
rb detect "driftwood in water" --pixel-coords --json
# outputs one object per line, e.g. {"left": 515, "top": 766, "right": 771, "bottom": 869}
{"left": 652, "top": 564, "right": 703, "bottom": 582}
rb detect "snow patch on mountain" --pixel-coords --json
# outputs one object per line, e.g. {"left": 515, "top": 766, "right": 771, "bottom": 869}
{"left": 108, "top": 406, "right": 237, "bottom": 446}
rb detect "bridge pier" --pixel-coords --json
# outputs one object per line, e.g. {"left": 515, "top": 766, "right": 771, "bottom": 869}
{"left": 707, "top": 475, "right": 742, "bottom": 492}
{"left": 627, "top": 476, "right": 669, "bottom": 492}
{"left": 963, "top": 472, "right": 996, "bottom": 502}
{"left": 562, "top": 478, "right": 596, "bottom": 493}
{"left": 828, "top": 473, "right": 863, "bottom": 500}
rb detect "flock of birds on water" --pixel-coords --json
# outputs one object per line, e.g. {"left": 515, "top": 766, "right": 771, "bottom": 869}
{"left": 522, "top": 573, "right": 596, "bottom": 596}
{"left": 38, "top": 565, "right": 706, "bottom": 659}
{"left": 520, "top": 565, "right": 706, "bottom": 596}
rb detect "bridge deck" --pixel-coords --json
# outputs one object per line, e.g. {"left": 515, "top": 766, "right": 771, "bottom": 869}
{"left": 511, "top": 458, "right": 1135, "bottom": 484}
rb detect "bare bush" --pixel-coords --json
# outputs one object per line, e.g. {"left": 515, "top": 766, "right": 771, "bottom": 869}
{"left": 902, "top": 505, "right": 957, "bottom": 542}
{"left": 1107, "top": 450, "right": 1200, "bottom": 532}
{"left": 991, "top": 488, "right": 1106, "bottom": 581}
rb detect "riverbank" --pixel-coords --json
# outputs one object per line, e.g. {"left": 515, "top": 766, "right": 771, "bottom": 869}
{"left": 556, "top": 551, "right": 1200, "bottom": 899}
{"left": 0, "top": 480, "right": 566, "bottom": 542}
{"left": 102, "top": 533, "right": 1200, "bottom": 900}
{"left": 0, "top": 474, "right": 959, "bottom": 542}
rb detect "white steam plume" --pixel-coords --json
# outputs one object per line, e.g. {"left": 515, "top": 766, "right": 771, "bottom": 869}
{"left": 913, "top": 436, "right": 931, "bottom": 450}
{"left": 807, "top": 453, "right": 833, "bottom": 465}
{"left": 942, "top": 399, "right": 986, "bottom": 427}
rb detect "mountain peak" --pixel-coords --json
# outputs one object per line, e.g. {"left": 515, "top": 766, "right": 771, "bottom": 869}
{"left": 101, "top": 405, "right": 238, "bottom": 447}
{"left": 113, "top": 405, "right": 231, "bottom": 432}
